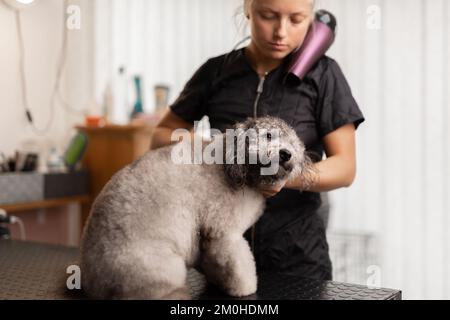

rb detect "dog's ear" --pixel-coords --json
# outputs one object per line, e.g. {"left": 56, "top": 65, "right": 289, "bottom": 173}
{"left": 243, "top": 117, "right": 256, "bottom": 130}
{"left": 234, "top": 117, "right": 255, "bottom": 131}
{"left": 223, "top": 128, "right": 248, "bottom": 190}
{"left": 223, "top": 162, "right": 247, "bottom": 190}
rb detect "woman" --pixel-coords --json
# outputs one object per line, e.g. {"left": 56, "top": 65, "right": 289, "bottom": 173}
{"left": 150, "top": 0, "right": 364, "bottom": 280}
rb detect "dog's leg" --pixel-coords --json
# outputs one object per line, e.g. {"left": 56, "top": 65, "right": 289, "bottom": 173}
{"left": 161, "top": 286, "right": 191, "bottom": 300}
{"left": 109, "top": 244, "right": 191, "bottom": 300}
{"left": 200, "top": 235, "right": 257, "bottom": 297}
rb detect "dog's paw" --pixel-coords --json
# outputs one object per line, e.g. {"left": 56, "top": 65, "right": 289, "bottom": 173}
{"left": 161, "top": 287, "right": 191, "bottom": 300}
{"left": 225, "top": 278, "right": 257, "bottom": 297}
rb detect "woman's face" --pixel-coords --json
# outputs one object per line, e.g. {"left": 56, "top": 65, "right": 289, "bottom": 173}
{"left": 247, "top": 0, "right": 313, "bottom": 62}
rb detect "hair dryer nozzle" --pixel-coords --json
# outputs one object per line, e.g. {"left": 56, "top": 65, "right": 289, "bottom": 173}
{"left": 316, "top": 9, "right": 337, "bottom": 32}
{"left": 287, "top": 10, "right": 337, "bottom": 80}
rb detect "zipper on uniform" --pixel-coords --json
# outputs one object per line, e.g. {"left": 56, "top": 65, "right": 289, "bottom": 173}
{"left": 253, "top": 72, "right": 268, "bottom": 118}
{"left": 250, "top": 72, "right": 268, "bottom": 254}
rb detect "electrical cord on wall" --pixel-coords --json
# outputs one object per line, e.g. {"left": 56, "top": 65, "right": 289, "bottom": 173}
{"left": 53, "top": 0, "right": 87, "bottom": 116}
{"left": 14, "top": 8, "right": 53, "bottom": 135}
{"left": 8, "top": 0, "right": 85, "bottom": 136}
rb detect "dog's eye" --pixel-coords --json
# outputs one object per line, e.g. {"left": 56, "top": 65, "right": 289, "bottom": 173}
{"left": 266, "top": 132, "right": 272, "bottom": 141}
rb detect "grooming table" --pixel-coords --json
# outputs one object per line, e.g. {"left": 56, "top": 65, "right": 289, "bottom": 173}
{"left": 0, "top": 240, "right": 401, "bottom": 300}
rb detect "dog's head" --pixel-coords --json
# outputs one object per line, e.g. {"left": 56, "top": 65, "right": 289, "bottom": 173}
{"left": 223, "top": 116, "right": 314, "bottom": 190}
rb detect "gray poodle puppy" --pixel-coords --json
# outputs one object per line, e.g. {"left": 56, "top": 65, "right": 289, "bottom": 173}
{"left": 80, "top": 116, "right": 312, "bottom": 299}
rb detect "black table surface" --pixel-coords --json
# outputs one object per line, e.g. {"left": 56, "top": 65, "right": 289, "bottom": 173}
{"left": 0, "top": 240, "right": 401, "bottom": 300}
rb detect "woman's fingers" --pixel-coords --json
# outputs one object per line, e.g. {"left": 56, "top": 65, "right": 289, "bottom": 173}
{"left": 259, "top": 178, "right": 288, "bottom": 198}
{"left": 261, "top": 189, "right": 277, "bottom": 198}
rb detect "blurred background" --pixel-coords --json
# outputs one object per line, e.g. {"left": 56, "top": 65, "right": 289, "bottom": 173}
{"left": 0, "top": 0, "right": 449, "bottom": 299}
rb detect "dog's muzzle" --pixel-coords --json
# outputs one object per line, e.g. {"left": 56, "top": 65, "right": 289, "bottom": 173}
{"left": 259, "top": 148, "right": 294, "bottom": 173}
{"left": 279, "top": 149, "right": 293, "bottom": 172}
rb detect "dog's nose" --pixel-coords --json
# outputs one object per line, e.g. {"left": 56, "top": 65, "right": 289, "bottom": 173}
{"left": 279, "top": 149, "right": 292, "bottom": 163}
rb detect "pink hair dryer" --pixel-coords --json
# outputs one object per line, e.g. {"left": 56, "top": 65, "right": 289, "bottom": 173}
{"left": 287, "top": 10, "right": 337, "bottom": 80}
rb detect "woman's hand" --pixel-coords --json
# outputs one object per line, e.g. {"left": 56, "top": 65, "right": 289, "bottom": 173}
{"left": 258, "top": 178, "right": 288, "bottom": 198}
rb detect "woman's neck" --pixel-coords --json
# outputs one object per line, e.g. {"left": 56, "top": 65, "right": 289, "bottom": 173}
{"left": 244, "top": 44, "right": 282, "bottom": 77}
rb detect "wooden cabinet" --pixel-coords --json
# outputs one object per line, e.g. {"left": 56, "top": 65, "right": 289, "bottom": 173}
{"left": 76, "top": 124, "right": 155, "bottom": 228}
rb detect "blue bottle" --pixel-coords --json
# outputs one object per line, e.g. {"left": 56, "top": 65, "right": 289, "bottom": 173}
{"left": 130, "top": 75, "right": 144, "bottom": 119}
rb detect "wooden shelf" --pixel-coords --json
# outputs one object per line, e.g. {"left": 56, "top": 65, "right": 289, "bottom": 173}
{"left": 75, "top": 123, "right": 154, "bottom": 134}
{"left": 75, "top": 122, "right": 156, "bottom": 228}
{"left": 0, "top": 195, "right": 90, "bottom": 213}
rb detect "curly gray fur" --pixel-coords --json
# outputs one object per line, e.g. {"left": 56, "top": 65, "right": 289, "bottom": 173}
{"left": 79, "top": 116, "right": 310, "bottom": 299}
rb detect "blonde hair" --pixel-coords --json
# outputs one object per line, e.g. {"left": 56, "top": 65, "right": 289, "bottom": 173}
{"left": 244, "top": 0, "right": 316, "bottom": 17}
{"left": 235, "top": 0, "right": 315, "bottom": 38}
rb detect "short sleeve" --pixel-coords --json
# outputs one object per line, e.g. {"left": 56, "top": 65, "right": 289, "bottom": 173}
{"left": 316, "top": 58, "right": 365, "bottom": 138}
{"left": 170, "top": 58, "right": 218, "bottom": 123}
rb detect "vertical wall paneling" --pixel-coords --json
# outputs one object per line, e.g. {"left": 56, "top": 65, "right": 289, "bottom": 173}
{"left": 145, "top": 0, "right": 160, "bottom": 111}
{"left": 381, "top": 0, "right": 405, "bottom": 292}
{"left": 399, "top": 0, "right": 426, "bottom": 299}
{"left": 347, "top": 0, "right": 366, "bottom": 233}
{"left": 443, "top": 0, "right": 450, "bottom": 300}
{"left": 360, "top": 0, "right": 382, "bottom": 235}
{"left": 423, "top": 0, "right": 445, "bottom": 300}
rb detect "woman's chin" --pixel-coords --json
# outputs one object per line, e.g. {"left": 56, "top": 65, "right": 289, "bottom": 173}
{"left": 264, "top": 50, "right": 290, "bottom": 61}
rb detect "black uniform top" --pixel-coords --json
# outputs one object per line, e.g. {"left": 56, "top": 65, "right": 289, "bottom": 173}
{"left": 170, "top": 48, "right": 365, "bottom": 279}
